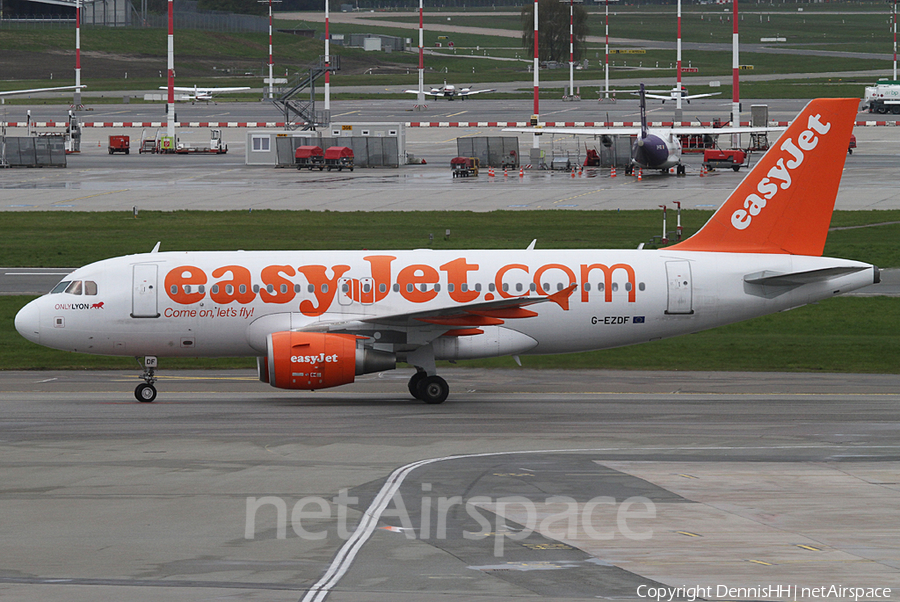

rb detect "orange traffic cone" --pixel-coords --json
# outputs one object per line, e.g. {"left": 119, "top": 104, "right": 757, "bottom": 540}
{"left": 700, "top": 164, "right": 706, "bottom": 177}
{"left": 519, "top": 166, "right": 524, "bottom": 178}
{"left": 488, "top": 167, "right": 495, "bottom": 177}
{"left": 571, "top": 168, "right": 575, "bottom": 178}
{"left": 637, "top": 168, "right": 643, "bottom": 181}
{"left": 610, "top": 165, "right": 617, "bottom": 178}
{"left": 503, "top": 167, "right": 508, "bottom": 177}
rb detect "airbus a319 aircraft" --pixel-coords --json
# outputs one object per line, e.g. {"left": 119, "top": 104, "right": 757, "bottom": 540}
{"left": 15, "top": 99, "right": 878, "bottom": 404}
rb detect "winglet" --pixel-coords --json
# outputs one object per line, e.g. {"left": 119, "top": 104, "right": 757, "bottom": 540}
{"left": 669, "top": 98, "right": 858, "bottom": 256}
{"left": 547, "top": 284, "right": 577, "bottom": 311}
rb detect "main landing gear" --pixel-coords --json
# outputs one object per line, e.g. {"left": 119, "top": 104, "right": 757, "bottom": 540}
{"left": 408, "top": 370, "right": 449, "bottom": 404}
{"left": 135, "top": 355, "right": 158, "bottom": 402}
{"left": 406, "top": 344, "right": 449, "bottom": 404}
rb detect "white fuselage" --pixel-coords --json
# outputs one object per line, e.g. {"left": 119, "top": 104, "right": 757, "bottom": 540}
{"left": 16, "top": 248, "right": 876, "bottom": 362}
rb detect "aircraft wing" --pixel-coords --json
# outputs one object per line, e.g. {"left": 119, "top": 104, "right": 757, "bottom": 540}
{"left": 644, "top": 93, "right": 675, "bottom": 101}
{"left": 164, "top": 86, "right": 250, "bottom": 94}
{"left": 299, "top": 285, "right": 577, "bottom": 333}
{"left": 457, "top": 88, "right": 496, "bottom": 97}
{"left": 0, "top": 85, "right": 85, "bottom": 97}
{"left": 503, "top": 125, "right": 782, "bottom": 136}
{"left": 404, "top": 90, "right": 444, "bottom": 97}
{"left": 683, "top": 92, "right": 721, "bottom": 100}
{"left": 503, "top": 126, "right": 642, "bottom": 136}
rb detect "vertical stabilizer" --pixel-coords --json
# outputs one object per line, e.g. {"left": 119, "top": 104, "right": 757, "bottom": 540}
{"left": 669, "top": 98, "right": 858, "bottom": 256}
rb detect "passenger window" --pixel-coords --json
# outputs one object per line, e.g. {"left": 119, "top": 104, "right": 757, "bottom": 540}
{"left": 52, "top": 281, "right": 71, "bottom": 294}
{"left": 65, "top": 281, "right": 83, "bottom": 295}
{"left": 84, "top": 281, "right": 98, "bottom": 295}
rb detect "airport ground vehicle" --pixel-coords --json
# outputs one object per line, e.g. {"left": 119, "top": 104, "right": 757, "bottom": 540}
{"left": 296, "top": 146, "right": 325, "bottom": 170}
{"left": 324, "top": 146, "right": 354, "bottom": 171}
{"left": 451, "top": 156, "right": 479, "bottom": 177}
{"left": 108, "top": 135, "right": 130, "bottom": 155}
{"left": 863, "top": 81, "right": 900, "bottom": 114}
{"left": 702, "top": 149, "right": 747, "bottom": 172}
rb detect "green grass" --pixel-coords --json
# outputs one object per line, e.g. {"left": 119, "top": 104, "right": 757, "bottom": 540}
{"left": 2, "top": 3, "right": 896, "bottom": 98}
{"left": 1, "top": 210, "right": 897, "bottom": 267}
{"left": 0, "top": 209, "right": 895, "bottom": 373}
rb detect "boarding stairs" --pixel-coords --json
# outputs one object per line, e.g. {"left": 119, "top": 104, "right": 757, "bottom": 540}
{"left": 273, "top": 56, "right": 340, "bottom": 131}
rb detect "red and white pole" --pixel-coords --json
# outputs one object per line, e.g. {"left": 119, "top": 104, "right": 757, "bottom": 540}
{"left": 894, "top": 0, "right": 897, "bottom": 80}
{"left": 418, "top": 0, "right": 424, "bottom": 103}
{"left": 324, "top": 0, "right": 330, "bottom": 114}
{"left": 568, "top": 0, "right": 574, "bottom": 99}
{"left": 166, "top": 0, "right": 175, "bottom": 139}
{"left": 604, "top": 0, "right": 610, "bottom": 99}
{"left": 267, "top": 0, "right": 273, "bottom": 99}
{"left": 533, "top": 0, "right": 540, "bottom": 151}
{"left": 732, "top": 0, "right": 740, "bottom": 146}
{"left": 676, "top": 0, "right": 682, "bottom": 111}
{"left": 74, "top": 0, "right": 81, "bottom": 107}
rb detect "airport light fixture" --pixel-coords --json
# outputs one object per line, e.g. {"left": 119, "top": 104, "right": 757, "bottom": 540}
{"left": 560, "top": 0, "right": 583, "bottom": 101}
{"left": 258, "top": 0, "right": 282, "bottom": 100}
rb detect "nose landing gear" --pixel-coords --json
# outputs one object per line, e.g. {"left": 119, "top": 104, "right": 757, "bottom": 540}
{"left": 134, "top": 355, "right": 158, "bottom": 402}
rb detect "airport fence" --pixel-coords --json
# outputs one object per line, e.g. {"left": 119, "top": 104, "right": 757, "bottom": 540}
{"left": 456, "top": 137, "right": 520, "bottom": 169}
{"left": 275, "top": 136, "right": 400, "bottom": 168}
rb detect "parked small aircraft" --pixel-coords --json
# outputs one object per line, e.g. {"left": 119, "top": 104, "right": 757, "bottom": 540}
{"left": 158, "top": 85, "right": 251, "bottom": 104}
{"left": 506, "top": 84, "right": 780, "bottom": 175}
{"left": 15, "top": 98, "right": 877, "bottom": 404}
{"left": 404, "top": 82, "right": 496, "bottom": 100}
{"left": 642, "top": 85, "right": 720, "bottom": 104}
{"left": 0, "top": 85, "right": 86, "bottom": 102}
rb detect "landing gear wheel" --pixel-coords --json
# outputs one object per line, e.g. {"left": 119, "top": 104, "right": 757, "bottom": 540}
{"left": 408, "top": 371, "right": 427, "bottom": 399}
{"left": 417, "top": 375, "right": 449, "bottom": 405}
{"left": 135, "top": 383, "right": 157, "bottom": 403}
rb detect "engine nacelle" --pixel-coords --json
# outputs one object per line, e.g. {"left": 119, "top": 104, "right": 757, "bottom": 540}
{"left": 258, "top": 331, "right": 395, "bottom": 390}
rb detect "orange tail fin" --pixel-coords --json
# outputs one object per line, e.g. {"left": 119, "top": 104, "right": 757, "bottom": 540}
{"left": 669, "top": 98, "right": 858, "bottom": 256}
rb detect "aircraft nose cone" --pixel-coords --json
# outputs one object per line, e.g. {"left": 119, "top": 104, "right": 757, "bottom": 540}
{"left": 15, "top": 299, "right": 41, "bottom": 345}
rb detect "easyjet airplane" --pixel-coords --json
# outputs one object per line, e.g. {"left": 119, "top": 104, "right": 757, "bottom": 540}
{"left": 15, "top": 98, "right": 878, "bottom": 404}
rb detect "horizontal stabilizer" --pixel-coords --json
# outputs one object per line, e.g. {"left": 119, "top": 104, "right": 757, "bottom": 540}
{"left": 744, "top": 266, "right": 867, "bottom": 287}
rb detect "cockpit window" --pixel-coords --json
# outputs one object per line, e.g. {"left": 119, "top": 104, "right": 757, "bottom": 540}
{"left": 52, "top": 280, "right": 98, "bottom": 295}
{"left": 51, "top": 281, "right": 71, "bottom": 294}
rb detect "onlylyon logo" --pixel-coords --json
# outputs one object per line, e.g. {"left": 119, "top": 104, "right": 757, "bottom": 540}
{"left": 245, "top": 488, "right": 656, "bottom": 557}
{"left": 730, "top": 113, "right": 832, "bottom": 231}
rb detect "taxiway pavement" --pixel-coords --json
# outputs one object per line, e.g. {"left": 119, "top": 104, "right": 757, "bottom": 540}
{"left": 0, "top": 369, "right": 898, "bottom": 601}
{"left": 3, "top": 99, "right": 900, "bottom": 212}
